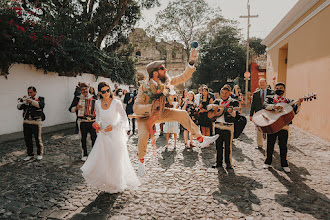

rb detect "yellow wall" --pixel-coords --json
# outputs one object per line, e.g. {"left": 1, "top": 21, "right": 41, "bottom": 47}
{"left": 266, "top": 4, "right": 330, "bottom": 141}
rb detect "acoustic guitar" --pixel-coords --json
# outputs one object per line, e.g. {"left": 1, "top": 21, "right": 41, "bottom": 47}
{"left": 252, "top": 93, "right": 317, "bottom": 134}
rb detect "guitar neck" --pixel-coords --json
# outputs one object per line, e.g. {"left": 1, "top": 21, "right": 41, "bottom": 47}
{"left": 286, "top": 93, "right": 317, "bottom": 106}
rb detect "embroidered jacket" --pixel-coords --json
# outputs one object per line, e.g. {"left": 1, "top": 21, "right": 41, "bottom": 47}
{"left": 263, "top": 94, "right": 301, "bottom": 125}
{"left": 17, "top": 95, "right": 45, "bottom": 121}
{"left": 207, "top": 97, "right": 239, "bottom": 124}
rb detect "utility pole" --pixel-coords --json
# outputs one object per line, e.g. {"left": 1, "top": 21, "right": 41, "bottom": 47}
{"left": 240, "top": 0, "right": 258, "bottom": 105}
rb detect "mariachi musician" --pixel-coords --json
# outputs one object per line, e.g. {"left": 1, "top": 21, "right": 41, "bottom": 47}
{"left": 207, "top": 85, "right": 241, "bottom": 170}
{"left": 69, "top": 83, "right": 97, "bottom": 161}
{"left": 17, "top": 86, "right": 45, "bottom": 161}
{"left": 262, "top": 82, "right": 303, "bottom": 173}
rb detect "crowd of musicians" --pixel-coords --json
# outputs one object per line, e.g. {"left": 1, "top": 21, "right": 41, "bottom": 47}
{"left": 17, "top": 77, "right": 303, "bottom": 173}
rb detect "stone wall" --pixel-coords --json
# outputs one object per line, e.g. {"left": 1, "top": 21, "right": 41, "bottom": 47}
{"left": 129, "top": 28, "right": 190, "bottom": 89}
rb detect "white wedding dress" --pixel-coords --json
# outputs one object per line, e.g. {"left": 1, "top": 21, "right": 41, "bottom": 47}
{"left": 80, "top": 98, "right": 140, "bottom": 193}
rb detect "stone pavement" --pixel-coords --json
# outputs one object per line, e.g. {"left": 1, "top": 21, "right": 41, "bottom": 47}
{"left": 0, "top": 110, "right": 329, "bottom": 220}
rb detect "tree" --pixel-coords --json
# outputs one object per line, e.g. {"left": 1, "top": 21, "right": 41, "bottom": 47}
{"left": 149, "top": 0, "right": 225, "bottom": 60}
{"left": 249, "top": 37, "right": 266, "bottom": 56}
{"left": 0, "top": 0, "right": 159, "bottom": 83}
{"left": 16, "top": 0, "right": 159, "bottom": 49}
{"left": 191, "top": 26, "right": 246, "bottom": 88}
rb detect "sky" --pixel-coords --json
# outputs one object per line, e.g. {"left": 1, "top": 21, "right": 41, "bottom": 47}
{"left": 137, "top": 0, "right": 299, "bottom": 40}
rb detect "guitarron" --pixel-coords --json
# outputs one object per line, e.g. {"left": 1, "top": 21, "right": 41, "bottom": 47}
{"left": 253, "top": 93, "right": 317, "bottom": 134}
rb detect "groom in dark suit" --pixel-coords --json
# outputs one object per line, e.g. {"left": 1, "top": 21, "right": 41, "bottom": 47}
{"left": 250, "top": 78, "right": 274, "bottom": 149}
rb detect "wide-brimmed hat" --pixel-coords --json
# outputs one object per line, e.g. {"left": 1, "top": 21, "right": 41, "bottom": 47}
{"left": 146, "top": 60, "right": 165, "bottom": 75}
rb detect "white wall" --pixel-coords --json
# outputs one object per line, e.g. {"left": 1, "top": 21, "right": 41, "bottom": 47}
{"left": 0, "top": 64, "right": 127, "bottom": 135}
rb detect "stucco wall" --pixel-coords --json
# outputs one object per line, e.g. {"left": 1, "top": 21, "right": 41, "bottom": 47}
{"left": 266, "top": 4, "right": 330, "bottom": 140}
{"left": 0, "top": 64, "right": 126, "bottom": 136}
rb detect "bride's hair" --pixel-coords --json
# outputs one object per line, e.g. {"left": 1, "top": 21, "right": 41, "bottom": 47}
{"left": 98, "top": 82, "right": 113, "bottom": 99}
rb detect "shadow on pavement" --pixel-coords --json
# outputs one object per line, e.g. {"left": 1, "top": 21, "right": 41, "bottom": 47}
{"left": 159, "top": 148, "right": 177, "bottom": 169}
{"left": 237, "top": 133, "right": 254, "bottom": 144}
{"left": 70, "top": 192, "right": 122, "bottom": 220}
{"left": 268, "top": 152, "right": 330, "bottom": 220}
{"left": 232, "top": 143, "right": 257, "bottom": 168}
{"left": 212, "top": 169, "right": 263, "bottom": 215}
{"left": 181, "top": 147, "right": 199, "bottom": 167}
{"left": 0, "top": 130, "right": 93, "bottom": 219}
{"left": 200, "top": 145, "right": 217, "bottom": 168}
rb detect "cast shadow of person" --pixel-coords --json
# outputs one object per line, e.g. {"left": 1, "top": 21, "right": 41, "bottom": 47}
{"left": 181, "top": 147, "right": 199, "bottom": 168}
{"left": 268, "top": 153, "right": 330, "bottom": 219}
{"left": 200, "top": 144, "right": 217, "bottom": 168}
{"left": 70, "top": 192, "right": 124, "bottom": 219}
{"left": 158, "top": 147, "right": 177, "bottom": 170}
{"left": 237, "top": 133, "right": 254, "bottom": 145}
{"left": 212, "top": 169, "right": 263, "bottom": 215}
{"left": 231, "top": 143, "right": 257, "bottom": 169}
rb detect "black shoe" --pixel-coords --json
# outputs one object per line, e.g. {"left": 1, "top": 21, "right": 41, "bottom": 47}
{"left": 226, "top": 164, "right": 233, "bottom": 169}
{"left": 212, "top": 163, "right": 222, "bottom": 168}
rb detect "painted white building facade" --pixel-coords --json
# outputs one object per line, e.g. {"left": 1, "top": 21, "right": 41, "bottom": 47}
{"left": 0, "top": 64, "right": 126, "bottom": 136}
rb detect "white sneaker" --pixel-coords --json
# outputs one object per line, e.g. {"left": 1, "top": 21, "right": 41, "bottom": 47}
{"left": 36, "top": 155, "right": 43, "bottom": 160}
{"left": 23, "top": 156, "right": 33, "bottom": 161}
{"left": 283, "top": 167, "right": 291, "bottom": 173}
{"left": 263, "top": 164, "right": 270, "bottom": 169}
{"left": 200, "top": 134, "right": 219, "bottom": 148}
{"left": 81, "top": 156, "right": 88, "bottom": 161}
{"left": 138, "top": 161, "right": 145, "bottom": 177}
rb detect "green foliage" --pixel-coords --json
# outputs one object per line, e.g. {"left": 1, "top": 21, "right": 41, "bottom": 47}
{"left": 0, "top": 0, "right": 159, "bottom": 83}
{"left": 192, "top": 26, "right": 246, "bottom": 87}
{"left": 249, "top": 37, "right": 267, "bottom": 56}
{"left": 149, "top": 0, "right": 226, "bottom": 59}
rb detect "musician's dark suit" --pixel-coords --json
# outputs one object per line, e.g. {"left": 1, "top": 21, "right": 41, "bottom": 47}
{"left": 17, "top": 95, "right": 45, "bottom": 157}
{"left": 124, "top": 91, "right": 136, "bottom": 134}
{"left": 208, "top": 98, "right": 239, "bottom": 169}
{"left": 69, "top": 94, "right": 97, "bottom": 157}
{"left": 250, "top": 88, "right": 274, "bottom": 147}
{"left": 263, "top": 95, "right": 301, "bottom": 168}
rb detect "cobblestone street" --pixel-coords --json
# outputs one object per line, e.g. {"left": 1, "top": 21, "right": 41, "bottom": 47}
{"left": 0, "top": 110, "right": 329, "bottom": 220}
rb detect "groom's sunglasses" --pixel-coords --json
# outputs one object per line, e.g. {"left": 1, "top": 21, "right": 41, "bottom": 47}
{"left": 100, "top": 89, "right": 110, "bottom": 94}
{"left": 154, "top": 66, "right": 165, "bottom": 72}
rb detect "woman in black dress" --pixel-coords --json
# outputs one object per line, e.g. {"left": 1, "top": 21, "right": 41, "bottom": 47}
{"left": 198, "top": 87, "right": 213, "bottom": 137}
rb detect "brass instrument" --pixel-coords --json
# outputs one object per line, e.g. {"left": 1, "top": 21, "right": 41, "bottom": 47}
{"left": 17, "top": 96, "right": 30, "bottom": 103}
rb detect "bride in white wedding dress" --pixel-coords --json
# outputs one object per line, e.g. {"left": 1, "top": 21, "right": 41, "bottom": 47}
{"left": 81, "top": 82, "right": 140, "bottom": 193}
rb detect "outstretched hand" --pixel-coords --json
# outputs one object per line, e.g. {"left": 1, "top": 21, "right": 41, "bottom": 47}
{"left": 189, "top": 48, "right": 198, "bottom": 62}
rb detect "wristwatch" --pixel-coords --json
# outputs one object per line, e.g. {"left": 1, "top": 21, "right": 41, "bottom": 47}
{"left": 188, "top": 60, "right": 195, "bottom": 66}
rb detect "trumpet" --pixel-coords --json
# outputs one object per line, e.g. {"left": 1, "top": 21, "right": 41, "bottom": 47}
{"left": 17, "top": 96, "right": 30, "bottom": 103}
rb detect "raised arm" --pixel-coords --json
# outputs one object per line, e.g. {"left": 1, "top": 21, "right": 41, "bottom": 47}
{"left": 169, "top": 49, "right": 198, "bottom": 85}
